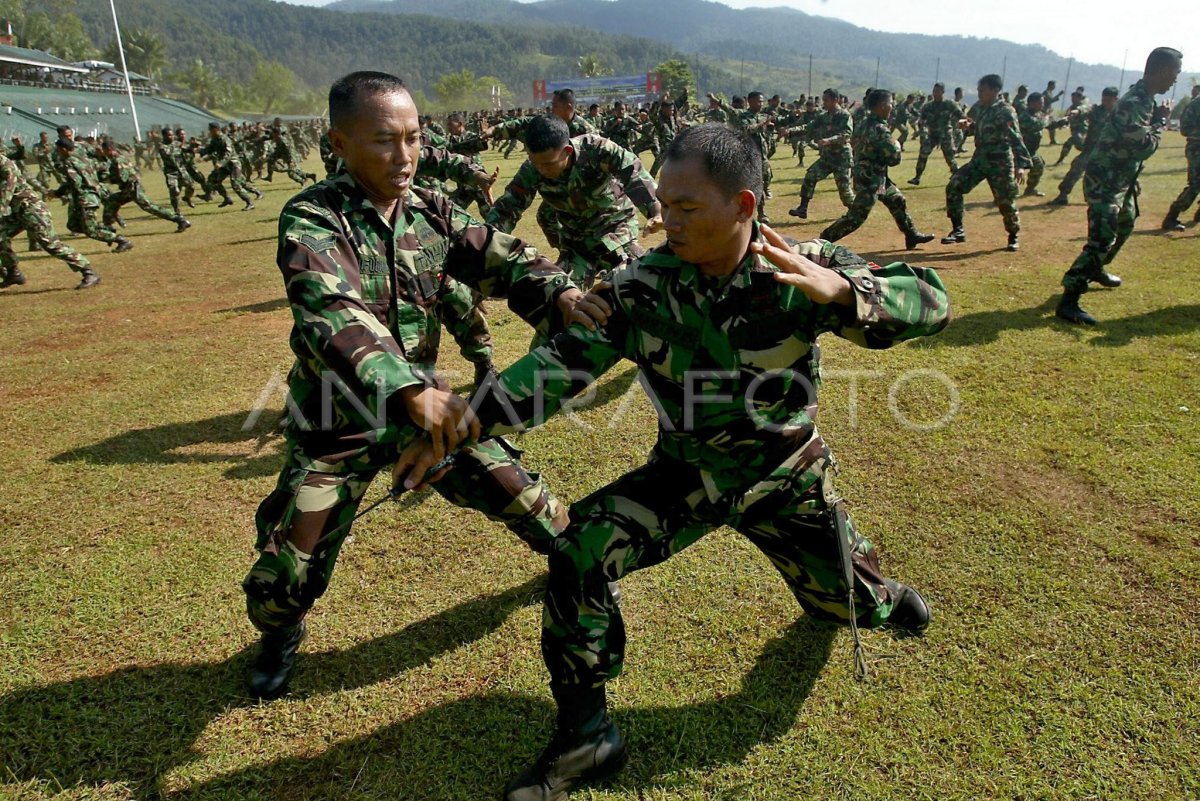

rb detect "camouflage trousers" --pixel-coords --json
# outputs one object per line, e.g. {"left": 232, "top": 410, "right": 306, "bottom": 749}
{"left": 1166, "top": 141, "right": 1200, "bottom": 220}
{"left": 440, "top": 285, "right": 494, "bottom": 366}
{"left": 820, "top": 174, "right": 916, "bottom": 242}
{"left": 800, "top": 153, "right": 855, "bottom": 207}
{"left": 102, "top": 182, "right": 182, "bottom": 227}
{"left": 1057, "top": 149, "right": 1093, "bottom": 198}
{"left": 558, "top": 226, "right": 644, "bottom": 287}
{"left": 269, "top": 159, "right": 309, "bottom": 186}
{"left": 541, "top": 433, "right": 898, "bottom": 689}
{"left": 205, "top": 163, "right": 255, "bottom": 204}
{"left": 449, "top": 183, "right": 493, "bottom": 218}
{"left": 185, "top": 163, "right": 207, "bottom": 188}
{"left": 164, "top": 171, "right": 195, "bottom": 217}
{"left": 1026, "top": 153, "right": 1046, "bottom": 193}
{"left": 242, "top": 435, "right": 567, "bottom": 634}
{"left": 891, "top": 125, "right": 908, "bottom": 149}
{"left": 68, "top": 192, "right": 121, "bottom": 245}
{"left": 946, "top": 157, "right": 1020, "bottom": 235}
{"left": 1056, "top": 133, "right": 1085, "bottom": 165}
{"left": 913, "top": 133, "right": 959, "bottom": 179}
{"left": 0, "top": 198, "right": 90, "bottom": 275}
{"left": 1061, "top": 180, "right": 1137, "bottom": 293}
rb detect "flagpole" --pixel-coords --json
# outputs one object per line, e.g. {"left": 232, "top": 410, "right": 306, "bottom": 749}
{"left": 108, "top": 0, "right": 141, "bottom": 141}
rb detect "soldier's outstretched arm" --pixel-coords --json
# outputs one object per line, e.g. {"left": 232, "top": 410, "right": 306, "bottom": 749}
{"left": 482, "top": 160, "right": 538, "bottom": 233}
{"left": 596, "top": 138, "right": 661, "bottom": 222}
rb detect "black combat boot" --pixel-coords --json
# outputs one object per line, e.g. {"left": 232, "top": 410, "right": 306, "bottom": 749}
{"left": 505, "top": 684, "right": 627, "bottom": 801}
{"left": 218, "top": 197, "right": 234, "bottom": 208}
{"left": 1006, "top": 232, "right": 1020, "bottom": 252}
{"left": 1089, "top": 271, "right": 1122, "bottom": 288}
{"left": 787, "top": 198, "right": 809, "bottom": 219}
{"left": 1055, "top": 290, "right": 1097, "bottom": 325}
{"left": 1046, "top": 193, "right": 1069, "bottom": 206}
{"left": 198, "top": 192, "right": 213, "bottom": 202}
{"left": 248, "top": 621, "right": 307, "bottom": 700}
{"left": 242, "top": 201, "right": 256, "bottom": 211}
{"left": 1022, "top": 187, "right": 1045, "bottom": 197}
{"left": 882, "top": 578, "right": 931, "bottom": 634}
{"left": 904, "top": 230, "right": 935, "bottom": 250}
{"left": 75, "top": 269, "right": 100, "bottom": 290}
{"left": 0, "top": 266, "right": 27, "bottom": 288}
{"left": 907, "top": 174, "right": 921, "bottom": 186}
{"left": 176, "top": 217, "right": 191, "bottom": 233}
{"left": 1161, "top": 217, "right": 1185, "bottom": 232}
{"left": 474, "top": 359, "right": 499, "bottom": 390}
{"left": 940, "top": 221, "right": 966, "bottom": 244}
{"left": 113, "top": 237, "right": 134, "bottom": 253}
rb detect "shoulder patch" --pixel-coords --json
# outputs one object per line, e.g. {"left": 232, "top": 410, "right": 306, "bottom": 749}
{"left": 298, "top": 232, "right": 337, "bottom": 252}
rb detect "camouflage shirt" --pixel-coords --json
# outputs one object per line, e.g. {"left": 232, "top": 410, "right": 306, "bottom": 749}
{"left": 0, "top": 153, "right": 39, "bottom": 215}
{"left": 1085, "top": 79, "right": 1163, "bottom": 195}
{"left": 200, "top": 132, "right": 239, "bottom": 169}
{"left": 918, "top": 99, "right": 964, "bottom": 138}
{"left": 1017, "top": 108, "right": 1048, "bottom": 156}
{"left": 157, "top": 140, "right": 185, "bottom": 176}
{"left": 102, "top": 153, "right": 141, "bottom": 188}
{"left": 491, "top": 113, "right": 595, "bottom": 143}
{"left": 850, "top": 111, "right": 902, "bottom": 185}
{"left": 601, "top": 115, "right": 641, "bottom": 150}
{"left": 473, "top": 229, "right": 951, "bottom": 493}
{"left": 804, "top": 107, "right": 854, "bottom": 156}
{"left": 967, "top": 100, "right": 1032, "bottom": 168}
{"left": 485, "top": 133, "right": 659, "bottom": 258}
{"left": 1179, "top": 96, "right": 1200, "bottom": 142}
{"left": 1077, "top": 105, "right": 1113, "bottom": 154}
{"left": 277, "top": 172, "right": 573, "bottom": 458}
{"left": 55, "top": 150, "right": 108, "bottom": 200}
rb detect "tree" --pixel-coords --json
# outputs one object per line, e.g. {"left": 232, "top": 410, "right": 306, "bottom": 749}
{"left": 248, "top": 60, "right": 296, "bottom": 115}
{"left": 434, "top": 68, "right": 476, "bottom": 108}
{"left": 170, "top": 59, "right": 235, "bottom": 110}
{"left": 654, "top": 59, "right": 696, "bottom": 105}
{"left": 21, "top": 11, "right": 95, "bottom": 60}
{"left": 104, "top": 28, "right": 169, "bottom": 79}
{"left": 577, "top": 53, "right": 612, "bottom": 78}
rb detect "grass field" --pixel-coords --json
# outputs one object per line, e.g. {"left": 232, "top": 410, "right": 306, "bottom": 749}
{"left": 1, "top": 130, "right": 1198, "bottom": 801}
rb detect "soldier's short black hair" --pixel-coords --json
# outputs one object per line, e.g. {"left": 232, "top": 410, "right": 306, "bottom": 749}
{"left": 525, "top": 114, "right": 570, "bottom": 153}
{"left": 866, "top": 89, "right": 892, "bottom": 111}
{"left": 447, "top": 112, "right": 464, "bottom": 124}
{"left": 329, "top": 71, "right": 408, "bottom": 132}
{"left": 822, "top": 87, "right": 839, "bottom": 100}
{"left": 552, "top": 88, "right": 576, "bottom": 105}
{"left": 663, "top": 122, "right": 762, "bottom": 201}
{"left": 932, "top": 82, "right": 945, "bottom": 92}
{"left": 978, "top": 74, "right": 1003, "bottom": 91}
{"left": 1146, "top": 47, "right": 1183, "bottom": 74}
{"left": 1102, "top": 86, "right": 1119, "bottom": 98}
{"left": 747, "top": 91, "right": 764, "bottom": 101}
{"left": 1017, "top": 84, "right": 1028, "bottom": 92}
{"left": 1028, "top": 92, "right": 1044, "bottom": 103}
{"left": 55, "top": 137, "right": 74, "bottom": 150}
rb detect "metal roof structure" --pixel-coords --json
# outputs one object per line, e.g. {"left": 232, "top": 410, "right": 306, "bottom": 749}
{"left": 0, "top": 44, "right": 90, "bottom": 74}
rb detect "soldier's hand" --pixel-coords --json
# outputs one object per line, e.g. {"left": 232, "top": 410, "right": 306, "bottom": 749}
{"left": 397, "top": 385, "right": 480, "bottom": 462}
{"left": 391, "top": 436, "right": 455, "bottom": 492}
{"left": 1015, "top": 168, "right": 1027, "bottom": 185}
{"left": 753, "top": 225, "right": 854, "bottom": 306}
{"left": 559, "top": 283, "right": 612, "bottom": 331}
{"left": 480, "top": 167, "right": 499, "bottom": 205}
{"left": 644, "top": 215, "right": 663, "bottom": 235}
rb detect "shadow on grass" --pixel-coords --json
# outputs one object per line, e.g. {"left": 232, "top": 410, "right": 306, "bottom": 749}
{"left": 162, "top": 617, "right": 835, "bottom": 801}
{"left": 1087, "top": 303, "right": 1200, "bottom": 346}
{"left": 217, "top": 297, "right": 289, "bottom": 314}
{"left": 0, "top": 576, "right": 548, "bottom": 799}
{"left": 49, "top": 410, "right": 284, "bottom": 480}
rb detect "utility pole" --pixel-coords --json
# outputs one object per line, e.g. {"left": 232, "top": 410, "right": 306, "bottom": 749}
{"left": 935, "top": 57, "right": 941, "bottom": 86}
{"left": 1002, "top": 55, "right": 1007, "bottom": 84}
{"left": 1063, "top": 56, "right": 1073, "bottom": 111}
{"left": 1119, "top": 49, "right": 1128, "bottom": 92}
{"left": 808, "top": 54, "right": 813, "bottom": 96}
{"left": 874, "top": 56, "right": 880, "bottom": 87}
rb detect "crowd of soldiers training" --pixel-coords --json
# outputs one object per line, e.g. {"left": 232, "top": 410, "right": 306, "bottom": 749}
{"left": 2, "top": 72, "right": 1196, "bottom": 324}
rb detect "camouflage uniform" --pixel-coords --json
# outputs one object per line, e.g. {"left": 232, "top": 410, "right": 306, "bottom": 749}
{"left": 242, "top": 172, "right": 577, "bottom": 635}
{"left": 471, "top": 231, "right": 951, "bottom": 690}
{"left": 795, "top": 106, "right": 856, "bottom": 212}
{"left": 269, "top": 135, "right": 315, "bottom": 187}
{"left": 444, "top": 129, "right": 493, "bottom": 214}
{"left": 1056, "top": 104, "right": 1114, "bottom": 199}
{"left": 1054, "top": 100, "right": 1089, "bottom": 165}
{"left": 889, "top": 100, "right": 911, "bottom": 149}
{"left": 318, "top": 132, "right": 338, "bottom": 178}
{"left": 156, "top": 136, "right": 195, "bottom": 216}
{"left": 0, "top": 153, "right": 93, "bottom": 284}
{"left": 1061, "top": 80, "right": 1164, "bottom": 292}
{"left": 53, "top": 148, "right": 121, "bottom": 245}
{"left": 717, "top": 99, "right": 775, "bottom": 206}
{"left": 1017, "top": 106, "right": 1049, "bottom": 195}
{"left": 821, "top": 110, "right": 922, "bottom": 243}
{"left": 100, "top": 150, "right": 186, "bottom": 229}
{"left": 1165, "top": 94, "right": 1200, "bottom": 222}
{"left": 912, "top": 99, "right": 963, "bottom": 181}
{"left": 945, "top": 98, "right": 1031, "bottom": 238}
{"left": 32, "top": 139, "right": 58, "bottom": 194}
{"left": 485, "top": 133, "right": 659, "bottom": 287}
{"left": 201, "top": 131, "right": 256, "bottom": 204}
{"left": 647, "top": 111, "right": 677, "bottom": 179}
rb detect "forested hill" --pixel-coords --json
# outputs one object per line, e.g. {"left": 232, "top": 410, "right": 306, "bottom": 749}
{"left": 325, "top": 0, "right": 1166, "bottom": 99}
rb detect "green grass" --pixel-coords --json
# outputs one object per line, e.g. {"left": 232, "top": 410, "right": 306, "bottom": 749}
{"left": 1, "top": 133, "right": 1198, "bottom": 801}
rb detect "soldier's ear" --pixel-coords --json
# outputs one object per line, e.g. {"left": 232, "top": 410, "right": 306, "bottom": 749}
{"left": 328, "top": 128, "right": 347, "bottom": 159}
{"left": 736, "top": 189, "right": 757, "bottom": 223}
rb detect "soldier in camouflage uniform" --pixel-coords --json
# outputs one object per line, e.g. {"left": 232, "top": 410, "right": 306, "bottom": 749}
{"left": 821, "top": 90, "right": 934, "bottom": 249}
{"left": 31, "top": 132, "right": 58, "bottom": 195}
{"left": 1043, "top": 81, "right": 1065, "bottom": 144}
{"left": 1053, "top": 91, "right": 1089, "bottom": 166}
{"left": 444, "top": 112, "right": 494, "bottom": 215}
{"left": 1163, "top": 83, "right": 1200, "bottom": 229}
{"left": 647, "top": 99, "right": 677, "bottom": 180}
{"left": 453, "top": 124, "right": 945, "bottom": 800}
{"left": 156, "top": 128, "right": 195, "bottom": 215}
{"left": 711, "top": 91, "right": 775, "bottom": 220}
{"left": 1017, "top": 92, "right": 1051, "bottom": 197}
{"left": 788, "top": 88, "right": 855, "bottom": 220}
{"left": 1057, "top": 49, "right": 1182, "bottom": 325}
{"left": 177, "top": 129, "right": 208, "bottom": 198}
{"left": 486, "top": 116, "right": 662, "bottom": 291}
{"left": 1048, "top": 87, "right": 1119, "bottom": 205}
{"left": 941, "top": 74, "right": 1031, "bottom": 251}
{"left": 0, "top": 152, "right": 99, "bottom": 289}
{"left": 890, "top": 94, "right": 913, "bottom": 150}
{"left": 49, "top": 138, "right": 133, "bottom": 253}
{"left": 201, "top": 121, "right": 260, "bottom": 211}
{"left": 267, "top": 127, "right": 318, "bottom": 187}
{"left": 242, "top": 71, "right": 601, "bottom": 700}
{"left": 952, "top": 87, "right": 970, "bottom": 153}
{"left": 909, "top": 83, "right": 963, "bottom": 185}
{"left": 98, "top": 138, "right": 190, "bottom": 234}
{"left": 601, "top": 101, "right": 641, "bottom": 151}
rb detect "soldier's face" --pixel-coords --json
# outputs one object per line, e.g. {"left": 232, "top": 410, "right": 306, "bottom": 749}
{"left": 657, "top": 155, "right": 753, "bottom": 271}
{"left": 448, "top": 120, "right": 464, "bottom": 135}
{"left": 1102, "top": 95, "right": 1118, "bottom": 111}
{"left": 1147, "top": 60, "right": 1182, "bottom": 94}
{"left": 977, "top": 85, "right": 999, "bottom": 105}
{"left": 527, "top": 144, "right": 573, "bottom": 180}
{"left": 821, "top": 95, "right": 837, "bottom": 112}
{"left": 331, "top": 89, "right": 420, "bottom": 205}
{"left": 1028, "top": 99, "right": 1044, "bottom": 113}
{"left": 748, "top": 96, "right": 763, "bottom": 112}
